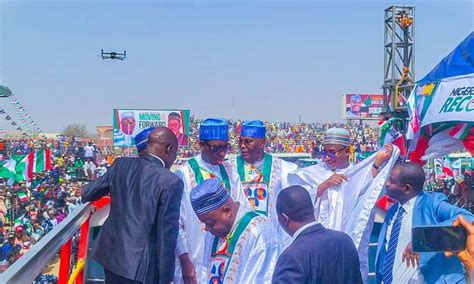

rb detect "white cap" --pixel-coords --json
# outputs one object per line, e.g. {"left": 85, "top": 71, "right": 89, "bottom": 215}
{"left": 120, "top": 111, "right": 134, "bottom": 120}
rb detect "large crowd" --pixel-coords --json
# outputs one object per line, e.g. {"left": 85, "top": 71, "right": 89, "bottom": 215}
{"left": 179, "top": 117, "right": 379, "bottom": 160}
{"left": 0, "top": 119, "right": 471, "bottom": 278}
{"left": 0, "top": 121, "right": 377, "bottom": 273}
{"left": 0, "top": 137, "right": 112, "bottom": 272}
{"left": 425, "top": 173, "right": 474, "bottom": 210}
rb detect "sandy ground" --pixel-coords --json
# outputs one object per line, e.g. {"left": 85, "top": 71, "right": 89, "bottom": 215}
{"left": 42, "top": 254, "right": 60, "bottom": 276}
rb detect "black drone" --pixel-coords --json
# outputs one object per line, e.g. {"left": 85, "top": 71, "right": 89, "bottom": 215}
{"left": 101, "top": 49, "right": 126, "bottom": 60}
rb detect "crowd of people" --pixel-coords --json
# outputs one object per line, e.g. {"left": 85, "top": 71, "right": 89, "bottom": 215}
{"left": 0, "top": 137, "right": 113, "bottom": 272}
{"left": 425, "top": 172, "right": 474, "bottom": 212}
{"left": 0, "top": 121, "right": 378, "bottom": 278}
{"left": 0, "top": 118, "right": 472, "bottom": 283}
{"left": 178, "top": 117, "right": 379, "bottom": 160}
{"left": 83, "top": 119, "right": 474, "bottom": 284}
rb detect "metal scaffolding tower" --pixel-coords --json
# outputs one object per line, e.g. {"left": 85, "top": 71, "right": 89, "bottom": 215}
{"left": 382, "top": 5, "right": 415, "bottom": 119}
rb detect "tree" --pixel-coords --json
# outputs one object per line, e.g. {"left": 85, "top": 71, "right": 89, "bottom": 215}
{"left": 62, "top": 124, "right": 90, "bottom": 137}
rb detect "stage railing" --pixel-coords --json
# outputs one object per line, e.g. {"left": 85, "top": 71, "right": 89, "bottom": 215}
{"left": 0, "top": 197, "right": 110, "bottom": 284}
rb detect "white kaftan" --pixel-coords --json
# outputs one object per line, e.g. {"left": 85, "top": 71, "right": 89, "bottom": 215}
{"left": 230, "top": 154, "right": 298, "bottom": 246}
{"left": 199, "top": 206, "right": 282, "bottom": 284}
{"left": 287, "top": 147, "right": 399, "bottom": 281}
{"left": 173, "top": 155, "right": 250, "bottom": 283}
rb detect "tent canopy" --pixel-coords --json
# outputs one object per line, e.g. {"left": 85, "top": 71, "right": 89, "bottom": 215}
{"left": 418, "top": 32, "right": 474, "bottom": 85}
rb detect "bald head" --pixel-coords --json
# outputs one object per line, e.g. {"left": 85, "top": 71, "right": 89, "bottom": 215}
{"left": 146, "top": 127, "right": 179, "bottom": 169}
{"left": 394, "top": 162, "right": 426, "bottom": 193}
{"left": 148, "top": 127, "right": 178, "bottom": 147}
{"left": 277, "top": 185, "right": 314, "bottom": 222}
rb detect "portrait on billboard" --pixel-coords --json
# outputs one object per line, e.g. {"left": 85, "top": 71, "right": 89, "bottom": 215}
{"left": 167, "top": 112, "right": 189, "bottom": 146}
{"left": 113, "top": 109, "right": 190, "bottom": 148}
{"left": 344, "top": 94, "right": 383, "bottom": 119}
{"left": 114, "top": 111, "right": 136, "bottom": 146}
{"left": 346, "top": 95, "right": 363, "bottom": 118}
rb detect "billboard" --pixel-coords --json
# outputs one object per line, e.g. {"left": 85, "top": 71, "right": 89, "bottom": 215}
{"left": 113, "top": 109, "right": 190, "bottom": 147}
{"left": 343, "top": 94, "right": 384, "bottom": 119}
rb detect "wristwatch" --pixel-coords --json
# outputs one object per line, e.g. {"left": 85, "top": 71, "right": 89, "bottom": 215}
{"left": 373, "top": 163, "right": 381, "bottom": 170}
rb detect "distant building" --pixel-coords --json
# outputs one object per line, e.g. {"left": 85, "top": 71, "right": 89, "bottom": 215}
{"left": 96, "top": 126, "right": 113, "bottom": 147}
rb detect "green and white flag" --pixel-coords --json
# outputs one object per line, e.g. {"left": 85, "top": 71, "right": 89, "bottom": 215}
{"left": 11, "top": 149, "right": 52, "bottom": 182}
{"left": 17, "top": 192, "right": 28, "bottom": 203}
{"left": 13, "top": 154, "right": 29, "bottom": 181}
{"left": 0, "top": 159, "right": 17, "bottom": 180}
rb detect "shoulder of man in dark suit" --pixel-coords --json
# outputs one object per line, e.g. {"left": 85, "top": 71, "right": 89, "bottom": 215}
{"left": 295, "top": 227, "right": 359, "bottom": 260}
{"left": 139, "top": 154, "right": 184, "bottom": 193}
{"left": 272, "top": 245, "right": 306, "bottom": 284}
{"left": 273, "top": 224, "right": 321, "bottom": 283}
{"left": 273, "top": 225, "right": 361, "bottom": 284}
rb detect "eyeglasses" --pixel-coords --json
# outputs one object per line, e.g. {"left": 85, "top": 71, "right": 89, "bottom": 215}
{"left": 239, "top": 138, "right": 259, "bottom": 146}
{"left": 321, "top": 147, "right": 347, "bottom": 160}
{"left": 204, "top": 142, "right": 231, "bottom": 154}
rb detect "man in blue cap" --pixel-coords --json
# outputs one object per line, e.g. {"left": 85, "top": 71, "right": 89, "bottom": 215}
{"left": 346, "top": 95, "right": 363, "bottom": 118}
{"left": 190, "top": 178, "right": 281, "bottom": 283}
{"left": 133, "top": 127, "right": 154, "bottom": 156}
{"left": 288, "top": 128, "right": 397, "bottom": 282}
{"left": 174, "top": 118, "right": 249, "bottom": 284}
{"left": 230, "top": 120, "right": 297, "bottom": 246}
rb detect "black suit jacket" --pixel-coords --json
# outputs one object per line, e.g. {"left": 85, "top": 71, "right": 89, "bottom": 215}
{"left": 272, "top": 223, "right": 362, "bottom": 284}
{"left": 82, "top": 154, "right": 184, "bottom": 283}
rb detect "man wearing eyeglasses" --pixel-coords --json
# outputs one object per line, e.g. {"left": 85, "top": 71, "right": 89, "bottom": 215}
{"left": 173, "top": 118, "right": 249, "bottom": 284}
{"left": 230, "top": 120, "right": 298, "bottom": 246}
{"left": 288, "top": 127, "right": 399, "bottom": 282}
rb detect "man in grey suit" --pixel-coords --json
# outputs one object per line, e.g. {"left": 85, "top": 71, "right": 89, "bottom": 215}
{"left": 82, "top": 127, "right": 184, "bottom": 284}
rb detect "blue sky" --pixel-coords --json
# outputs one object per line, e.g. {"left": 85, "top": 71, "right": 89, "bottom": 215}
{"left": 0, "top": 0, "right": 473, "bottom": 132}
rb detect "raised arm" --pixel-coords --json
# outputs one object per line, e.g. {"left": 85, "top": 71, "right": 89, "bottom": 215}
{"left": 81, "top": 170, "right": 111, "bottom": 202}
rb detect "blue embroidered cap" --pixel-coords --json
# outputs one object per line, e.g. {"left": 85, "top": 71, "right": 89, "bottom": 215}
{"left": 190, "top": 178, "right": 230, "bottom": 216}
{"left": 323, "top": 128, "right": 351, "bottom": 146}
{"left": 350, "top": 95, "right": 362, "bottom": 102}
{"left": 199, "top": 118, "right": 229, "bottom": 141}
{"left": 241, "top": 120, "right": 266, "bottom": 138}
{"left": 133, "top": 127, "right": 154, "bottom": 152}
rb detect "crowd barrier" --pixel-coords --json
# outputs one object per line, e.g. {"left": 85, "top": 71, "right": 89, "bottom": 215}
{"left": 0, "top": 197, "right": 110, "bottom": 284}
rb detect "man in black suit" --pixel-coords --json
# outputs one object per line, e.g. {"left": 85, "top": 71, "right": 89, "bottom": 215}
{"left": 82, "top": 127, "right": 184, "bottom": 284}
{"left": 272, "top": 185, "right": 362, "bottom": 284}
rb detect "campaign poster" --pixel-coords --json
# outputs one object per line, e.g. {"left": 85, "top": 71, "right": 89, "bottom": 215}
{"left": 412, "top": 74, "right": 474, "bottom": 128}
{"left": 344, "top": 94, "right": 384, "bottom": 119}
{"left": 113, "top": 109, "right": 190, "bottom": 147}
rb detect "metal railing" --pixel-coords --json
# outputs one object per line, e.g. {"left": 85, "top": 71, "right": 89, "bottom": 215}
{"left": 0, "top": 202, "right": 93, "bottom": 284}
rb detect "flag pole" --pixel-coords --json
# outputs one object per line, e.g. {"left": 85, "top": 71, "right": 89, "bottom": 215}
{"left": 127, "top": 123, "right": 131, "bottom": 157}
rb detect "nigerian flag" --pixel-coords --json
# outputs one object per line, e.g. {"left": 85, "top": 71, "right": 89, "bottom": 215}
{"left": 13, "top": 154, "right": 29, "bottom": 181}
{"left": 379, "top": 118, "right": 407, "bottom": 157}
{"left": 0, "top": 159, "right": 17, "bottom": 180}
{"left": 12, "top": 149, "right": 52, "bottom": 181}
{"left": 17, "top": 192, "right": 28, "bottom": 203}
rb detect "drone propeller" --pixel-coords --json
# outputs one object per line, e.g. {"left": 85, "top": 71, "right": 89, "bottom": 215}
{"left": 100, "top": 49, "right": 126, "bottom": 60}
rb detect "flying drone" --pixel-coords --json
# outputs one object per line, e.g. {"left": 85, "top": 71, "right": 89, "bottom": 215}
{"left": 101, "top": 49, "right": 126, "bottom": 60}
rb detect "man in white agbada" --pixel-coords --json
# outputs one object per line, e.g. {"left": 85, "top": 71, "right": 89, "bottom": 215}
{"left": 288, "top": 128, "right": 399, "bottom": 282}
{"left": 190, "top": 178, "right": 282, "bottom": 284}
{"left": 119, "top": 111, "right": 136, "bottom": 146}
{"left": 230, "top": 120, "right": 297, "bottom": 245}
{"left": 174, "top": 118, "right": 249, "bottom": 284}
